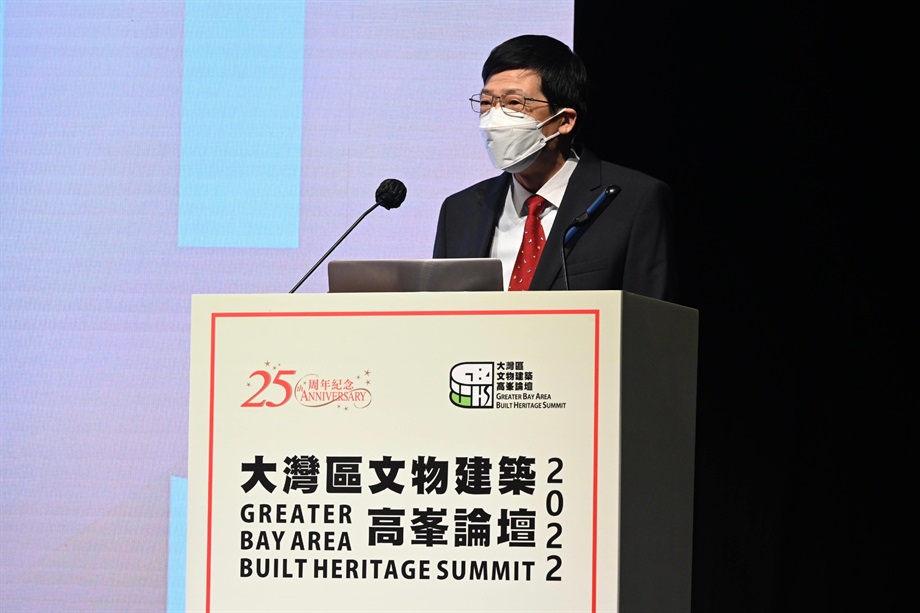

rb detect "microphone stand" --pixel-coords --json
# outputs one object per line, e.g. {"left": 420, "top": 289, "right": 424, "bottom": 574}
{"left": 559, "top": 185, "right": 621, "bottom": 290}
{"left": 561, "top": 222, "right": 576, "bottom": 290}
{"left": 288, "top": 202, "right": 381, "bottom": 293}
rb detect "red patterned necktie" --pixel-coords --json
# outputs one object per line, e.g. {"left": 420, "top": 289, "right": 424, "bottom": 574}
{"left": 509, "top": 195, "right": 548, "bottom": 291}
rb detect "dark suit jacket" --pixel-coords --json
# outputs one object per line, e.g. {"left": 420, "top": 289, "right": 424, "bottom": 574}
{"left": 433, "top": 147, "right": 676, "bottom": 301}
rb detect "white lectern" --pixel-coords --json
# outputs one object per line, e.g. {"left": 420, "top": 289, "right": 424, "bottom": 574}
{"left": 186, "top": 291, "right": 697, "bottom": 612}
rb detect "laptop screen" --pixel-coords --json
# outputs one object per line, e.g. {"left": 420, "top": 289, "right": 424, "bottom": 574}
{"left": 327, "top": 259, "right": 504, "bottom": 292}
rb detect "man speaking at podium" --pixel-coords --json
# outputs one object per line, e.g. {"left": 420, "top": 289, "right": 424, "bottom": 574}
{"left": 433, "top": 35, "right": 675, "bottom": 302}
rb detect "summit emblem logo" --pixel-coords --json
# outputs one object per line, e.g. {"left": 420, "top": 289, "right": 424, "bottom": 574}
{"left": 448, "top": 360, "right": 566, "bottom": 410}
{"left": 449, "top": 362, "right": 494, "bottom": 408}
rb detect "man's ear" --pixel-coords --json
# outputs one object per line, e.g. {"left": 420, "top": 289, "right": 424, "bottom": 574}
{"left": 557, "top": 108, "right": 578, "bottom": 136}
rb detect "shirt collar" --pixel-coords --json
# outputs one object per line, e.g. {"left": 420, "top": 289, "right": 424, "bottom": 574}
{"left": 510, "top": 150, "right": 580, "bottom": 216}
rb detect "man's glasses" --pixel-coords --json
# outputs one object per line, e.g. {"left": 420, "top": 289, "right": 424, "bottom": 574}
{"left": 469, "top": 93, "right": 553, "bottom": 116}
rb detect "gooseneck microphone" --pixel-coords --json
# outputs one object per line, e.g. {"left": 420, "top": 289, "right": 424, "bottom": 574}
{"left": 560, "top": 184, "right": 621, "bottom": 290}
{"left": 288, "top": 179, "right": 407, "bottom": 293}
{"left": 373, "top": 178, "right": 408, "bottom": 211}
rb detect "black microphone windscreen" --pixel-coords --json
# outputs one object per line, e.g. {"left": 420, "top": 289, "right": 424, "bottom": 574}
{"left": 376, "top": 179, "right": 407, "bottom": 210}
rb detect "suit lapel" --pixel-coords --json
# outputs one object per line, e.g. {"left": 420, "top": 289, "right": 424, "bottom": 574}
{"left": 468, "top": 173, "right": 511, "bottom": 257}
{"left": 530, "top": 148, "right": 604, "bottom": 290}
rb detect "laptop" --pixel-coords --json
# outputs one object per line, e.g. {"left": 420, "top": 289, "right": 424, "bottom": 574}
{"left": 327, "top": 258, "right": 503, "bottom": 293}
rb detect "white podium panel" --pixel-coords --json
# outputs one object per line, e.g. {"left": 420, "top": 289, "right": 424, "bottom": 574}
{"left": 186, "top": 291, "right": 697, "bottom": 612}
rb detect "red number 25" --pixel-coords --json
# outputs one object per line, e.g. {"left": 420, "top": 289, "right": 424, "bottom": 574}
{"left": 242, "top": 370, "right": 296, "bottom": 407}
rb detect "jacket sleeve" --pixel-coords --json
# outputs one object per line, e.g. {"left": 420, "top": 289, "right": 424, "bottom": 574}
{"left": 622, "top": 179, "right": 676, "bottom": 302}
{"left": 432, "top": 198, "right": 449, "bottom": 258}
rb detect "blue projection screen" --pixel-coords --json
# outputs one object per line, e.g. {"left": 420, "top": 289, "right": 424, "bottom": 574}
{"left": 0, "top": 1, "right": 573, "bottom": 610}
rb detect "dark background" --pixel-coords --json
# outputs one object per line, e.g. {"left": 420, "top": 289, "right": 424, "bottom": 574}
{"left": 573, "top": 1, "right": 906, "bottom": 611}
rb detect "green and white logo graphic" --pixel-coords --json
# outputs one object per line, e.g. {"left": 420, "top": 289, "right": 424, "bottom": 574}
{"left": 449, "top": 362, "right": 494, "bottom": 408}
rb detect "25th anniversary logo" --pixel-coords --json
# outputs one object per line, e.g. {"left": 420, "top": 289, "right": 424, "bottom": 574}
{"left": 241, "top": 361, "right": 373, "bottom": 410}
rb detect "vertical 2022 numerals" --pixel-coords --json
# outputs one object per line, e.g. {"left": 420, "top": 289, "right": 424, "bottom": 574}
{"left": 546, "top": 457, "right": 563, "bottom": 581}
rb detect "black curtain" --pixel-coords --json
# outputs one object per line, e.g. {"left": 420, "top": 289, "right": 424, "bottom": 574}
{"left": 574, "top": 2, "right": 906, "bottom": 610}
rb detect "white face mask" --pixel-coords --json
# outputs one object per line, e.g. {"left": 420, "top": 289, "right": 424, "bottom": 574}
{"left": 479, "top": 107, "right": 566, "bottom": 174}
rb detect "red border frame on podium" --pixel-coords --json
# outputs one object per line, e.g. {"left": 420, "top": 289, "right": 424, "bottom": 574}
{"left": 186, "top": 291, "right": 697, "bottom": 613}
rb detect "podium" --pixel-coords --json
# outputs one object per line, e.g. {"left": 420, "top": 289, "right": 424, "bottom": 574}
{"left": 186, "top": 291, "right": 698, "bottom": 612}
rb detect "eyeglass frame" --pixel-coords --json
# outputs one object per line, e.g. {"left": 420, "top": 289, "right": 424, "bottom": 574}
{"left": 469, "top": 93, "right": 556, "bottom": 116}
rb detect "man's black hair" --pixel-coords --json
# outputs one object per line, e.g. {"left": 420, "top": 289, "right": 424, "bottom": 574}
{"left": 482, "top": 34, "right": 589, "bottom": 131}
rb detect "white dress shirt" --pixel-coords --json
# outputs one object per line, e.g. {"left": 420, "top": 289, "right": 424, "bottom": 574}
{"left": 490, "top": 152, "right": 580, "bottom": 289}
